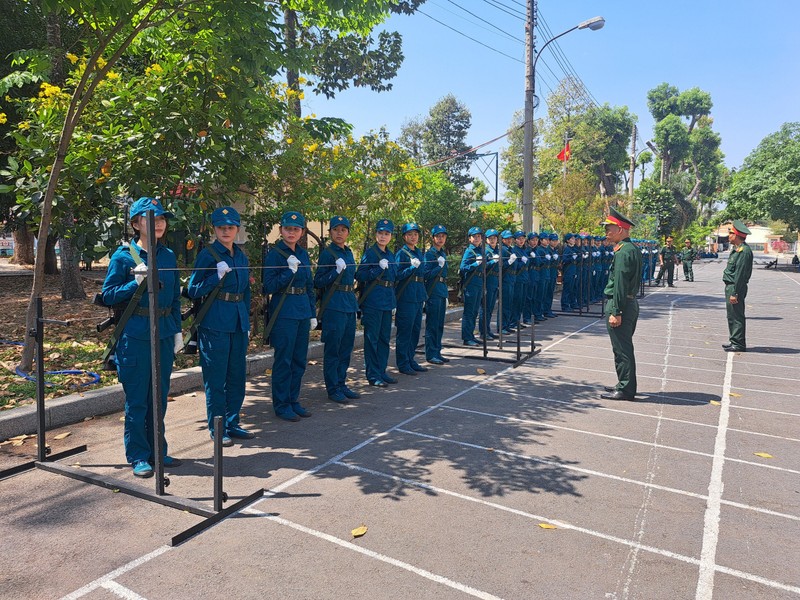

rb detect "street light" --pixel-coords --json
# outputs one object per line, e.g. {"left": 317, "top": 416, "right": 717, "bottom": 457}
{"left": 522, "top": 15, "right": 605, "bottom": 232}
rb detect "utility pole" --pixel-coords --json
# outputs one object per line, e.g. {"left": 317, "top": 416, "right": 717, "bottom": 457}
{"left": 522, "top": 0, "right": 536, "bottom": 232}
{"left": 562, "top": 129, "right": 569, "bottom": 180}
{"left": 628, "top": 124, "right": 637, "bottom": 203}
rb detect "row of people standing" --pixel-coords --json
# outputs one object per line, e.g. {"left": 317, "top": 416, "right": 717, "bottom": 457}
{"left": 460, "top": 229, "right": 615, "bottom": 346}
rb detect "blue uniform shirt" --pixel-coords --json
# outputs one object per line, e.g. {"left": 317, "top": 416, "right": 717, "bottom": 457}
{"left": 102, "top": 240, "right": 181, "bottom": 340}
{"left": 356, "top": 243, "right": 397, "bottom": 310}
{"left": 423, "top": 246, "right": 448, "bottom": 299}
{"left": 501, "top": 243, "right": 518, "bottom": 280}
{"left": 314, "top": 242, "right": 358, "bottom": 314}
{"left": 459, "top": 243, "right": 484, "bottom": 289}
{"left": 262, "top": 240, "right": 316, "bottom": 319}
{"left": 395, "top": 245, "right": 427, "bottom": 303}
{"left": 187, "top": 240, "right": 251, "bottom": 332}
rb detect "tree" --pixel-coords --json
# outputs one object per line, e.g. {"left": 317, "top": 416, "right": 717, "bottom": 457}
{"left": 399, "top": 94, "right": 474, "bottom": 188}
{"left": 653, "top": 114, "right": 690, "bottom": 182}
{"left": 412, "top": 169, "right": 477, "bottom": 252}
{"left": 723, "top": 122, "right": 800, "bottom": 230}
{"left": 634, "top": 179, "right": 675, "bottom": 236}
{"left": 535, "top": 171, "right": 605, "bottom": 234}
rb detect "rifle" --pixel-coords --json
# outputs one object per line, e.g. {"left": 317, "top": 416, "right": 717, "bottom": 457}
{"left": 263, "top": 244, "right": 297, "bottom": 345}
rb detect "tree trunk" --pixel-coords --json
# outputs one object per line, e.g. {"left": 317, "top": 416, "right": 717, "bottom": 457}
{"left": 44, "top": 234, "right": 58, "bottom": 274}
{"left": 11, "top": 225, "right": 35, "bottom": 265}
{"left": 284, "top": 9, "right": 301, "bottom": 118}
{"left": 59, "top": 208, "right": 86, "bottom": 299}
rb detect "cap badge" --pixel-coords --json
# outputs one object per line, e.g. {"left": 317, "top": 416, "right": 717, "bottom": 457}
{"left": 291, "top": 214, "right": 297, "bottom": 220}
{"left": 222, "top": 209, "right": 229, "bottom": 214}
{"left": 151, "top": 199, "right": 157, "bottom": 205}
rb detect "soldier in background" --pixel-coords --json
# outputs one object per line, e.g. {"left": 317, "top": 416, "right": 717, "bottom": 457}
{"left": 722, "top": 220, "right": 754, "bottom": 352}
{"left": 655, "top": 236, "right": 679, "bottom": 287}
{"left": 681, "top": 238, "right": 697, "bottom": 282}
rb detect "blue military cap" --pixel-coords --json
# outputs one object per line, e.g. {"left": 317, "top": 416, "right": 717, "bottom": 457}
{"left": 431, "top": 224, "right": 448, "bottom": 235}
{"left": 564, "top": 233, "right": 574, "bottom": 241}
{"left": 549, "top": 233, "right": 558, "bottom": 241}
{"left": 376, "top": 219, "right": 394, "bottom": 233}
{"left": 330, "top": 215, "right": 351, "bottom": 230}
{"left": 514, "top": 230, "right": 526, "bottom": 239}
{"left": 280, "top": 211, "right": 305, "bottom": 228}
{"left": 500, "top": 229, "right": 513, "bottom": 239}
{"left": 528, "top": 232, "right": 539, "bottom": 240}
{"left": 468, "top": 226, "right": 483, "bottom": 236}
{"left": 485, "top": 228, "right": 499, "bottom": 238}
{"left": 401, "top": 222, "right": 421, "bottom": 235}
{"left": 129, "top": 196, "right": 173, "bottom": 219}
{"left": 211, "top": 206, "right": 240, "bottom": 227}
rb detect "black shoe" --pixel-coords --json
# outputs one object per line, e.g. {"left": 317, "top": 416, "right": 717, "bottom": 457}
{"left": 369, "top": 379, "right": 387, "bottom": 388}
{"left": 410, "top": 363, "right": 428, "bottom": 372}
{"left": 668, "top": 284, "right": 676, "bottom": 288}
{"left": 227, "top": 426, "right": 255, "bottom": 439}
{"left": 603, "top": 386, "right": 616, "bottom": 393}
{"left": 724, "top": 346, "right": 746, "bottom": 352}
{"left": 399, "top": 369, "right": 418, "bottom": 376}
{"left": 722, "top": 343, "right": 733, "bottom": 349}
{"left": 428, "top": 358, "right": 444, "bottom": 365}
{"left": 382, "top": 374, "right": 399, "bottom": 384}
{"left": 463, "top": 340, "right": 480, "bottom": 347}
{"left": 601, "top": 390, "right": 636, "bottom": 401}
{"left": 438, "top": 356, "right": 450, "bottom": 363}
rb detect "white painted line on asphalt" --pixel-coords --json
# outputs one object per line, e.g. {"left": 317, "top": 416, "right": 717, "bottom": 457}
{"left": 695, "top": 351, "right": 733, "bottom": 600}
{"left": 730, "top": 404, "right": 800, "bottom": 417}
{"left": 477, "top": 386, "right": 800, "bottom": 444}
{"left": 245, "top": 508, "right": 504, "bottom": 600}
{"left": 334, "top": 462, "right": 800, "bottom": 596}
{"left": 779, "top": 271, "right": 800, "bottom": 286}
{"left": 100, "top": 580, "right": 149, "bottom": 600}
{"left": 60, "top": 546, "right": 171, "bottom": 600}
{"left": 393, "top": 427, "right": 800, "bottom": 523}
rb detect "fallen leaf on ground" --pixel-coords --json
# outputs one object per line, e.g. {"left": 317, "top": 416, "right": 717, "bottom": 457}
{"left": 9, "top": 434, "right": 29, "bottom": 441}
{"left": 84, "top": 416, "right": 94, "bottom": 421}
{"left": 729, "top": 392, "right": 742, "bottom": 398}
{"left": 538, "top": 523, "right": 557, "bottom": 529}
{"left": 351, "top": 525, "right": 368, "bottom": 538}
{"left": 167, "top": 396, "right": 176, "bottom": 402}
{"left": 53, "top": 432, "right": 72, "bottom": 440}
{"left": 688, "top": 353, "right": 695, "bottom": 357}
{"left": 709, "top": 400, "right": 721, "bottom": 406}
{"left": 12, "top": 440, "right": 24, "bottom": 446}
{"left": 119, "top": 416, "right": 125, "bottom": 421}
{"left": 308, "top": 360, "right": 318, "bottom": 365}
{"left": 753, "top": 452, "right": 773, "bottom": 459}
{"left": 265, "top": 369, "right": 272, "bottom": 375}
{"left": 477, "top": 368, "right": 486, "bottom": 375}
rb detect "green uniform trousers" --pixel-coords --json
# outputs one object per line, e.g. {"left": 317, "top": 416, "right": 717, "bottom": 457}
{"left": 682, "top": 260, "right": 694, "bottom": 281}
{"left": 606, "top": 298, "right": 639, "bottom": 396}
{"left": 725, "top": 287, "right": 747, "bottom": 349}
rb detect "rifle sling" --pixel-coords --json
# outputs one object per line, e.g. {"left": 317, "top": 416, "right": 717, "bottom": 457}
{"left": 101, "top": 279, "right": 149, "bottom": 365}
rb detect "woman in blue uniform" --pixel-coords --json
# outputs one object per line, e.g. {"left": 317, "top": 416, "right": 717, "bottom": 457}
{"left": 314, "top": 215, "right": 359, "bottom": 403}
{"left": 499, "top": 230, "right": 518, "bottom": 334}
{"left": 423, "top": 224, "right": 449, "bottom": 364}
{"left": 187, "top": 206, "right": 251, "bottom": 447}
{"left": 101, "top": 197, "right": 182, "bottom": 478}
{"left": 478, "top": 229, "right": 500, "bottom": 340}
{"left": 394, "top": 222, "right": 428, "bottom": 376}
{"left": 262, "top": 211, "right": 316, "bottom": 422}
{"left": 459, "top": 226, "right": 484, "bottom": 346}
{"left": 355, "top": 219, "right": 398, "bottom": 387}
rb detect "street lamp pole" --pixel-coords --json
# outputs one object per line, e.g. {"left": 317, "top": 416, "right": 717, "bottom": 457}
{"left": 522, "top": 13, "right": 605, "bottom": 232}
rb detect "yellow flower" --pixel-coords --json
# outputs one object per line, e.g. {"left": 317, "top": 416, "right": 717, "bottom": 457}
{"left": 66, "top": 53, "right": 79, "bottom": 64}
{"left": 286, "top": 138, "right": 293, "bottom": 144}
{"left": 145, "top": 63, "right": 164, "bottom": 77}
{"left": 0, "top": 113, "right": 7, "bottom": 125}
{"left": 306, "top": 142, "right": 318, "bottom": 153}
{"left": 216, "top": 91, "right": 226, "bottom": 99}
{"left": 96, "top": 56, "right": 107, "bottom": 69}
{"left": 38, "top": 82, "right": 62, "bottom": 98}
{"left": 18, "top": 121, "right": 30, "bottom": 130}
{"left": 106, "top": 72, "right": 120, "bottom": 80}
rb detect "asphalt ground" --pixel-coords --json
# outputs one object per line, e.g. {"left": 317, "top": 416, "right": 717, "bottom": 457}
{"left": 1, "top": 256, "right": 799, "bottom": 600}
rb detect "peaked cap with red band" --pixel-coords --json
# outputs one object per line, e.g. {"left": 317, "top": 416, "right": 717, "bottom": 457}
{"left": 600, "top": 207, "right": 635, "bottom": 230}
{"left": 730, "top": 219, "right": 751, "bottom": 238}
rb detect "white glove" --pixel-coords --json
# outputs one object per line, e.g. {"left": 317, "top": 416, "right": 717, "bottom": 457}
{"left": 335, "top": 257, "right": 346, "bottom": 274}
{"left": 545, "top": 254, "right": 551, "bottom": 260}
{"left": 530, "top": 252, "right": 536, "bottom": 258}
{"left": 410, "top": 257, "right": 421, "bottom": 268}
{"left": 474, "top": 254, "right": 483, "bottom": 265}
{"left": 133, "top": 263, "right": 147, "bottom": 284}
{"left": 553, "top": 253, "right": 559, "bottom": 260}
{"left": 493, "top": 254, "right": 500, "bottom": 260}
{"left": 437, "top": 256, "right": 446, "bottom": 268}
{"left": 392, "top": 308, "right": 396, "bottom": 316}
{"left": 216, "top": 261, "right": 232, "bottom": 280}
{"left": 173, "top": 332, "right": 184, "bottom": 354}
{"left": 521, "top": 256, "right": 528, "bottom": 264}
{"left": 287, "top": 255, "right": 300, "bottom": 273}
{"left": 310, "top": 318, "right": 318, "bottom": 330}
{"left": 379, "top": 258, "right": 389, "bottom": 270}
{"left": 508, "top": 254, "right": 517, "bottom": 265}
{"left": 583, "top": 253, "right": 588, "bottom": 259}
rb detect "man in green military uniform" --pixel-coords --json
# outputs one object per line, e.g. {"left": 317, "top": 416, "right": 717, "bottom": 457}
{"left": 722, "top": 220, "right": 753, "bottom": 352}
{"left": 600, "top": 208, "right": 642, "bottom": 401}
{"left": 654, "top": 235, "right": 678, "bottom": 287}
{"left": 681, "top": 238, "right": 697, "bottom": 282}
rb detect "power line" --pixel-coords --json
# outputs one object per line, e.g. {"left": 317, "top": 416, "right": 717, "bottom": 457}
{"left": 417, "top": 8, "right": 524, "bottom": 64}
{"left": 445, "top": 0, "right": 524, "bottom": 43}
{"left": 479, "top": 0, "right": 525, "bottom": 21}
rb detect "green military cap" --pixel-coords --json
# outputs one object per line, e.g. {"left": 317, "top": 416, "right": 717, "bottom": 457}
{"left": 731, "top": 219, "right": 751, "bottom": 237}
{"left": 600, "top": 206, "right": 634, "bottom": 230}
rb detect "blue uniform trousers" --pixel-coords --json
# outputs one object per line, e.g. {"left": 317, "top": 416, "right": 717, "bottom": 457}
{"left": 523, "top": 278, "right": 534, "bottom": 321}
{"left": 501, "top": 278, "right": 516, "bottom": 330}
{"left": 425, "top": 296, "right": 446, "bottom": 360}
{"left": 362, "top": 307, "right": 393, "bottom": 382}
{"left": 478, "top": 280, "right": 498, "bottom": 337}
{"left": 198, "top": 328, "right": 248, "bottom": 432}
{"left": 116, "top": 334, "right": 173, "bottom": 464}
{"left": 561, "top": 267, "right": 576, "bottom": 310}
{"left": 513, "top": 279, "right": 527, "bottom": 326}
{"left": 395, "top": 301, "right": 423, "bottom": 370}
{"left": 270, "top": 317, "right": 310, "bottom": 416}
{"left": 322, "top": 309, "right": 356, "bottom": 395}
{"left": 461, "top": 284, "right": 482, "bottom": 342}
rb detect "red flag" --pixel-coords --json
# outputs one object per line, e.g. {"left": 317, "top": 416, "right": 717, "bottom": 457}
{"left": 557, "top": 141, "right": 571, "bottom": 162}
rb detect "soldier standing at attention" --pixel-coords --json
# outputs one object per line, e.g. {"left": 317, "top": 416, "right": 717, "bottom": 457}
{"left": 314, "top": 216, "right": 359, "bottom": 404}
{"left": 478, "top": 229, "right": 501, "bottom": 340}
{"left": 655, "top": 235, "right": 678, "bottom": 287}
{"left": 394, "top": 222, "right": 428, "bottom": 376}
{"left": 187, "top": 206, "right": 252, "bottom": 446}
{"left": 600, "top": 208, "right": 642, "bottom": 401}
{"left": 722, "top": 220, "right": 753, "bottom": 352}
{"left": 423, "top": 225, "right": 449, "bottom": 365}
{"left": 460, "top": 226, "right": 485, "bottom": 346}
{"left": 681, "top": 238, "right": 697, "bottom": 282}
{"left": 262, "top": 211, "right": 317, "bottom": 422}
{"left": 499, "top": 230, "right": 518, "bottom": 334}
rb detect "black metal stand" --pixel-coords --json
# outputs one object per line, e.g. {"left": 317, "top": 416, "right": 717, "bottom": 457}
{"left": 11, "top": 216, "right": 264, "bottom": 547}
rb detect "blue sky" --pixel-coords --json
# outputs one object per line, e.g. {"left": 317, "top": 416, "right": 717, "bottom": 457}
{"left": 304, "top": 0, "right": 800, "bottom": 196}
